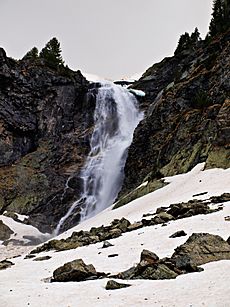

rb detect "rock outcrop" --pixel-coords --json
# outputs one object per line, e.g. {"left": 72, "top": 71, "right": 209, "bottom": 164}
{"left": 52, "top": 259, "right": 106, "bottom": 282}
{"left": 114, "top": 233, "right": 230, "bottom": 281}
{"left": 171, "top": 233, "right": 230, "bottom": 267}
{"left": 0, "top": 48, "right": 96, "bottom": 232}
{"left": 121, "top": 30, "right": 230, "bottom": 197}
{"left": 0, "top": 220, "right": 13, "bottom": 240}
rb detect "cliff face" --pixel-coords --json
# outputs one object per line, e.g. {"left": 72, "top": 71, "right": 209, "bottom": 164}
{"left": 0, "top": 49, "right": 96, "bottom": 232}
{"left": 121, "top": 30, "right": 230, "bottom": 196}
{"left": 0, "top": 30, "right": 229, "bottom": 232}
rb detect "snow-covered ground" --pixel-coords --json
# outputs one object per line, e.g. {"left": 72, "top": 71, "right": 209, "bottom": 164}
{"left": 0, "top": 163, "right": 229, "bottom": 307}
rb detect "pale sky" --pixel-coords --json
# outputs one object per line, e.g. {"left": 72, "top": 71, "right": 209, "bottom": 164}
{"left": 0, "top": 0, "right": 213, "bottom": 79}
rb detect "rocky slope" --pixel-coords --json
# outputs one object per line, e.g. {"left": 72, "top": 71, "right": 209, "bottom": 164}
{"left": 0, "top": 49, "right": 96, "bottom": 232}
{"left": 0, "top": 29, "right": 229, "bottom": 234}
{"left": 121, "top": 30, "right": 230, "bottom": 197}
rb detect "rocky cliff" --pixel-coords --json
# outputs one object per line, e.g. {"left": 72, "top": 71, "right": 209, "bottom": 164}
{"left": 0, "top": 49, "right": 96, "bottom": 232}
{"left": 0, "top": 29, "right": 229, "bottom": 233}
{"left": 121, "top": 30, "right": 230, "bottom": 197}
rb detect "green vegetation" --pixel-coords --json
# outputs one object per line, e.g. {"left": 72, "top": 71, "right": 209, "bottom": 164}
{"left": 23, "top": 47, "right": 39, "bottom": 60}
{"left": 192, "top": 90, "right": 212, "bottom": 109}
{"left": 174, "top": 28, "right": 201, "bottom": 55}
{"left": 39, "top": 37, "right": 64, "bottom": 69}
{"left": 208, "top": 0, "right": 230, "bottom": 37}
{"left": 22, "top": 37, "right": 65, "bottom": 70}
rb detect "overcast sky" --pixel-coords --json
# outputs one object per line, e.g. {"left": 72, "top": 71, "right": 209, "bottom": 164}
{"left": 0, "top": 0, "right": 213, "bottom": 79}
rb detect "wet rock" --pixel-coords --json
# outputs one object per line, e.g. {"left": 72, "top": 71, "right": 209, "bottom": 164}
{"left": 0, "top": 220, "right": 14, "bottom": 240}
{"left": 0, "top": 259, "right": 14, "bottom": 270}
{"left": 52, "top": 259, "right": 98, "bottom": 282}
{"left": 105, "top": 280, "right": 131, "bottom": 290}
{"left": 170, "top": 230, "right": 187, "bottom": 238}
{"left": 171, "top": 233, "right": 230, "bottom": 266}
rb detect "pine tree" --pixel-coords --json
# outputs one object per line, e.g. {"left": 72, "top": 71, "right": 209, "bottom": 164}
{"left": 23, "top": 47, "right": 39, "bottom": 60}
{"left": 174, "top": 32, "right": 191, "bottom": 55}
{"left": 209, "top": 0, "right": 230, "bottom": 37}
{"left": 40, "top": 37, "right": 64, "bottom": 69}
{"left": 190, "top": 27, "right": 201, "bottom": 45}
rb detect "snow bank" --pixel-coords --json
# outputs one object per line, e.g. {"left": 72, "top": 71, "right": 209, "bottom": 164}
{"left": 0, "top": 163, "right": 229, "bottom": 307}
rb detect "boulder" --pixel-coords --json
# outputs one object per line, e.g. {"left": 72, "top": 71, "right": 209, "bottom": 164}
{"left": 52, "top": 259, "right": 98, "bottom": 282}
{"left": 0, "top": 220, "right": 14, "bottom": 241}
{"left": 140, "top": 249, "right": 159, "bottom": 264}
{"left": 102, "top": 241, "right": 114, "bottom": 248}
{"left": 0, "top": 259, "right": 14, "bottom": 270}
{"left": 105, "top": 280, "right": 131, "bottom": 290}
{"left": 169, "top": 230, "right": 187, "bottom": 238}
{"left": 171, "top": 233, "right": 230, "bottom": 267}
{"left": 33, "top": 256, "right": 51, "bottom": 261}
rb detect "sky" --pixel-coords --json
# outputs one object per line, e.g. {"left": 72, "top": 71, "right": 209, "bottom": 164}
{"left": 0, "top": 0, "right": 213, "bottom": 79}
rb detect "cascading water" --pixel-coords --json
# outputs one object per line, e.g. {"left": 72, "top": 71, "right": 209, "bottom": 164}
{"left": 55, "top": 81, "right": 143, "bottom": 234}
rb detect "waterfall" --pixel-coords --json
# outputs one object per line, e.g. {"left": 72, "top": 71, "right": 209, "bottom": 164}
{"left": 55, "top": 81, "right": 143, "bottom": 234}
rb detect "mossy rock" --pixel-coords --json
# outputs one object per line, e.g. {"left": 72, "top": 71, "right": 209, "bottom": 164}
{"left": 7, "top": 195, "right": 40, "bottom": 215}
{"left": 113, "top": 179, "right": 167, "bottom": 210}
{"left": 160, "top": 141, "right": 210, "bottom": 177}
{"left": 205, "top": 146, "right": 230, "bottom": 169}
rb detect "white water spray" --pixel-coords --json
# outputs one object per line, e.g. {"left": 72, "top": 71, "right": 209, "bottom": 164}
{"left": 55, "top": 81, "right": 143, "bottom": 234}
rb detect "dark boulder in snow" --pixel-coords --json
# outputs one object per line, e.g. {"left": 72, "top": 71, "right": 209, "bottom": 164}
{"left": 171, "top": 233, "right": 230, "bottom": 267}
{"left": 52, "top": 259, "right": 106, "bottom": 282}
{"left": 105, "top": 280, "right": 131, "bottom": 290}
{"left": 169, "top": 230, "right": 187, "bottom": 238}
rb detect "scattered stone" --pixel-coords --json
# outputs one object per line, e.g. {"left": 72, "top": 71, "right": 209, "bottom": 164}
{"left": 142, "top": 213, "right": 154, "bottom": 218}
{"left": 127, "top": 222, "right": 143, "bottom": 231}
{"left": 24, "top": 254, "right": 36, "bottom": 259}
{"left": 192, "top": 192, "right": 208, "bottom": 197}
{"left": 156, "top": 207, "right": 168, "bottom": 214}
{"left": 224, "top": 216, "right": 230, "bottom": 221}
{"left": 102, "top": 241, "right": 114, "bottom": 248}
{"left": 30, "top": 196, "right": 224, "bottom": 254}
{"left": 33, "top": 256, "right": 52, "bottom": 261}
{"left": 170, "top": 230, "right": 187, "bottom": 238}
{"left": 52, "top": 259, "right": 100, "bottom": 282}
{"left": 0, "top": 259, "right": 14, "bottom": 270}
{"left": 105, "top": 280, "right": 131, "bottom": 290}
{"left": 108, "top": 254, "right": 119, "bottom": 258}
{"left": 210, "top": 193, "right": 230, "bottom": 203}
{"left": 156, "top": 212, "right": 174, "bottom": 222}
{"left": 0, "top": 220, "right": 14, "bottom": 241}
